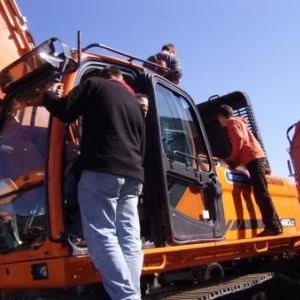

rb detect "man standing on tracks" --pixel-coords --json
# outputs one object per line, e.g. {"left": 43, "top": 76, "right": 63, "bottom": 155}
{"left": 217, "top": 104, "right": 283, "bottom": 237}
{"left": 42, "top": 66, "right": 145, "bottom": 300}
{"left": 144, "top": 43, "right": 182, "bottom": 85}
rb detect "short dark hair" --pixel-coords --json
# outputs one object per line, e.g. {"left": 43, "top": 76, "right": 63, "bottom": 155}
{"left": 161, "top": 43, "right": 176, "bottom": 52}
{"left": 135, "top": 93, "right": 148, "bottom": 100}
{"left": 100, "top": 66, "right": 122, "bottom": 79}
{"left": 217, "top": 104, "right": 234, "bottom": 118}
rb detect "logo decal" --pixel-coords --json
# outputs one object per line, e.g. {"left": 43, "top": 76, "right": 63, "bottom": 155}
{"left": 280, "top": 218, "right": 295, "bottom": 227}
{"left": 225, "top": 170, "right": 250, "bottom": 185}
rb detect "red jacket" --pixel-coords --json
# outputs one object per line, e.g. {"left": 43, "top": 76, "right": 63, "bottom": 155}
{"left": 227, "top": 117, "right": 265, "bottom": 166}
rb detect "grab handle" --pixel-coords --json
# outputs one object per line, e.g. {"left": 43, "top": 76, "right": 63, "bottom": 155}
{"left": 253, "top": 242, "right": 269, "bottom": 253}
{"left": 142, "top": 255, "right": 167, "bottom": 271}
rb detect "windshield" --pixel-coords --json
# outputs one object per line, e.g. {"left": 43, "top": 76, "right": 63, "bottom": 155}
{"left": 0, "top": 83, "right": 49, "bottom": 253}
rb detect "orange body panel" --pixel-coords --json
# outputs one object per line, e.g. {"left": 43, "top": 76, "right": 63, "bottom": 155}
{"left": 0, "top": 255, "right": 99, "bottom": 289}
{"left": 141, "top": 166, "right": 300, "bottom": 274}
{"left": 216, "top": 165, "right": 300, "bottom": 239}
{"left": 142, "top": 234, "right": 300, "bottom": 275}
{"left": 175, "top": 185, "right": 206, "bottom": 220}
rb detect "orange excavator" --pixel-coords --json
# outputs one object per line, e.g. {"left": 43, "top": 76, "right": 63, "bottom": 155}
{"left": 1, "top": 1, "right": 300, "bottom": 300}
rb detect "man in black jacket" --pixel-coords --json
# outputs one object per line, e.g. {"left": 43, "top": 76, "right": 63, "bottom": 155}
{"left": 43, "top": 66, "right": 144, "bottom": 300}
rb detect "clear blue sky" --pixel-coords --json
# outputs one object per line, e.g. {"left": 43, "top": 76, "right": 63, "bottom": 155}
{"left": 18, "top": 0, "right": 300, "bottom": 178}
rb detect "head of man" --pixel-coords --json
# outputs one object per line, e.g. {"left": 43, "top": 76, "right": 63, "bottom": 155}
{"left": 161, "top": 43, "right": 177, "bottom": 56}
{"left": 100, "top": 66, "right": 124, "bottom": 80}
{"left": 135, "top": 93, "right": 149, "bottom": 117}
{"left": 217, "top": 104, "right": 234, "bottom": 127}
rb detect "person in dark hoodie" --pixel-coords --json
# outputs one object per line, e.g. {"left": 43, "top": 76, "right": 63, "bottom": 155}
{"left": 217, "top": 104, "right": 282, "bottom": 237}
{"left": 42, "top": 66, "right": 144, "bottom": 300}
{"left": 144, "top": 43, "right": 182, "bottom": 85}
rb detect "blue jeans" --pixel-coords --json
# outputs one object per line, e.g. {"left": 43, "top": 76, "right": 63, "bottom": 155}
{"left": 78, "top": 171, "right": 143, "bottom": 300}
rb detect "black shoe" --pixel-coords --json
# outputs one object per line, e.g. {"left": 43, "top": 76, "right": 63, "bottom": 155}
{"left": 257, "top": 226, "right": 283, "bottom": 237}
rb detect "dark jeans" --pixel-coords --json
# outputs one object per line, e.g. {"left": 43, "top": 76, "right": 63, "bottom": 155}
{"left": 246, "top": 158, "right": 280, "bottom": 229}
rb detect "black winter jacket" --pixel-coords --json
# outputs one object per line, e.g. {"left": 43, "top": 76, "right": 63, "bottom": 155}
{"left": 43, "top": 77, "right": 144, "bottom": 182}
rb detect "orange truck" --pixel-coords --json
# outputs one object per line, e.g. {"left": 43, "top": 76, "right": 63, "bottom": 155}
{"left": 0, "top": 1, "right": 300, "bottom": 300}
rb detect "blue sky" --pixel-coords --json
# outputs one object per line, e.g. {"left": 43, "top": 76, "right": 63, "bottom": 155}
{"left": 17, "top": 0, "right": 300, "bottom": 178}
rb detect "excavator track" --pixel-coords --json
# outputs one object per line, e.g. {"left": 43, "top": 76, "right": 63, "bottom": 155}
{"left": 1, "top": 272, "right": 300, "bottom": 299}
{"left": 143, "top": 272, "right": 300, "bottom": 300}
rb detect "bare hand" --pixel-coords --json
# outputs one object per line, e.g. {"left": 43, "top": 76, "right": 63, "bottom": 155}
{"left": 14, "top": 167, "right": 45, "bottom": 190}
{"left": 0, "top": 211, "right": 12, "bottom": 224}
{"left": 45, "top": 82, "right": 64, "bottom": 97}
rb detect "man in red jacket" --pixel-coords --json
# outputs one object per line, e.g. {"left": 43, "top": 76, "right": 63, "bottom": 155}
{"left": 217, "top": 104, "right": 282, "bottom": 237}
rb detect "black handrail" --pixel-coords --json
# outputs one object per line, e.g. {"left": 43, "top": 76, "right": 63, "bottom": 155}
{"left": 82, "top": 43, "right": 171, "bottom": 74}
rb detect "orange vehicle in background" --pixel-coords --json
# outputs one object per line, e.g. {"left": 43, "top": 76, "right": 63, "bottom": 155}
{"left": 287, "top": 120, "right": 300, "bottom": 198}
{"left": 0, "top": 1, "right": 300, "bottom": 300}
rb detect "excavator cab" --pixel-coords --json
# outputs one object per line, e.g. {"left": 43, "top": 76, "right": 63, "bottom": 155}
{"left": 0, "top": 37, "right": 245, "bottom": 297}
{"left": 0, "top": 37, "right": 227, "bottom": 254}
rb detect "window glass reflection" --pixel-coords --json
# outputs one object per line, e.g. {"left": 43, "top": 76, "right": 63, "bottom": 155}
{"left": 0, "top": 104, "right": 48, "bottom": 252}
{"left": 156, "top": 84, "right": 207, "bottom": 167}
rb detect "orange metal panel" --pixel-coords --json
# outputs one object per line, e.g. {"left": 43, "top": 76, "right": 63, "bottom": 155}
{"left": 175, "top": 185, "right": 206, "bottom": 220}
{"left": 142, "top": 234, "right": 300, "bottom": 274}
{"left": 0, "top": 255, "right": 99, "bottom": 289}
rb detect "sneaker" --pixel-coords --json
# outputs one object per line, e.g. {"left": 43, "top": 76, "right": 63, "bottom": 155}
{"left": 257, "top": 226, "right": 283, "bottom": 237}
{"left": 76, "top": 239, "right": 87, "bottom": 247}
{"left": 69, "top": 233, "right": 86, "bottom": 246}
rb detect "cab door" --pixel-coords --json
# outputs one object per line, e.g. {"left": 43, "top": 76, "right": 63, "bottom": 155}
{"left": 144, "top": 79, "right": 225, "bottom": 245}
